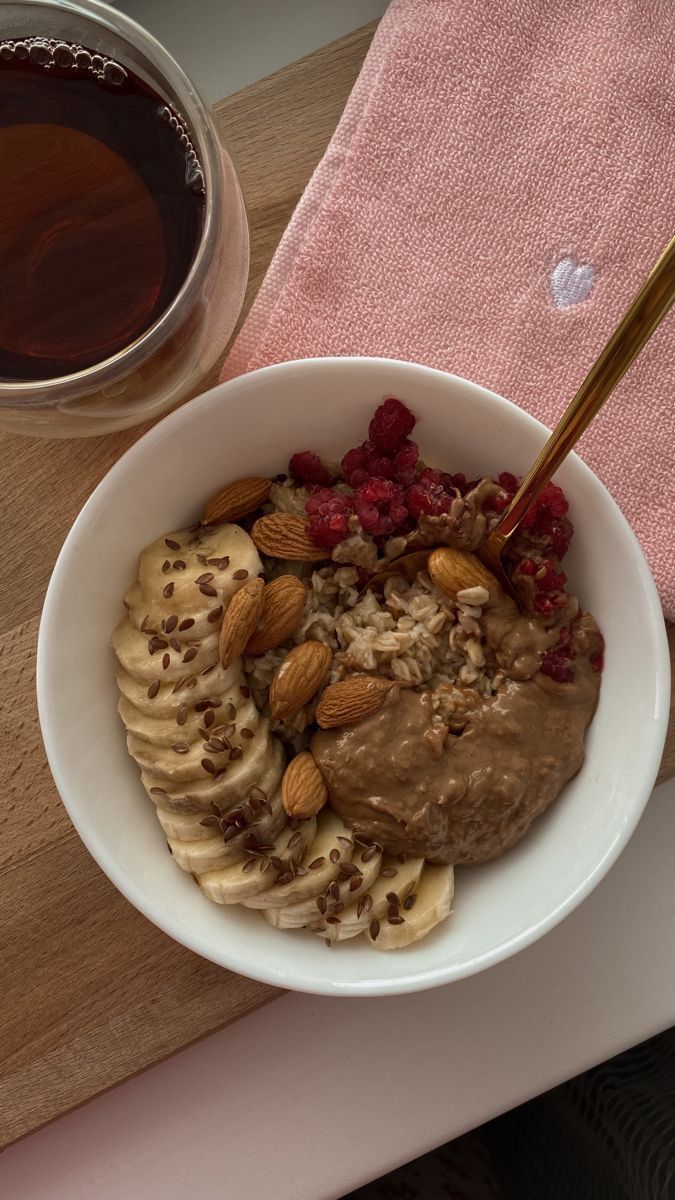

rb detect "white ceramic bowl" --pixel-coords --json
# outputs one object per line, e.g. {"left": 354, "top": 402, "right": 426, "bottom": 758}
{"left": 38, "top": 358, "right": 670, "bottom": 995}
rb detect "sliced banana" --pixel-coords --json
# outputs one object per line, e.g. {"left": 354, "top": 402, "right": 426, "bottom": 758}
{"left": 315, "top": 854, "right": 424, "bottom": 943}
{"left": 263, "top": 841, "right": 383, "bottom": 929}
{"left": 116, "top": 661, "right": 241, "bottom": 719}
{"left": 145, "top": 734, "right": 282, "bottom": 820}
{"left": 113, "top": 619, "right": 220, "bottom": 683}
{"left": 154, "top": 750, "right": 283, "bottom": 836}
{"left": 116, "top": 517, "right": 455, "bottom": 953}
{"left": 120, "top": 693, "right": 201, "bottom": 748}
{"left": 134, "top": 715, "right": 269, "bottom": 785}
{"left": 199, "top": 817, "right": 317, "bottom": 904}
{"left": 142, "top": 723, "right": 280, "bottom": 808}
{"left": 117, "top": 678, "right": 253, "bottom": 747}
{"left": 243, "top": 809, "right": 351, "bottom": 909}
{"left": 364, "top": 864, "right": 454, "bottom": 950}
{"left": 136, "top": 525, "right": 261, "bottom": 622}
{"left": 124, "top": 581, "right": 226, "bottom": 650}
{"left": 168, "top": 789, "right": 288, "bottom": 874}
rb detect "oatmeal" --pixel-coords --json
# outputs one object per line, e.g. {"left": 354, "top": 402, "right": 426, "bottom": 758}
{"left": 113, "top": 396, "right": 603, "bottom": 950}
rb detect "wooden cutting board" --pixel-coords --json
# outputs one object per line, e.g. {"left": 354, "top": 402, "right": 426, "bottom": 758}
{"left": 0, "top": 19, "right": 672, "bottom": 1149}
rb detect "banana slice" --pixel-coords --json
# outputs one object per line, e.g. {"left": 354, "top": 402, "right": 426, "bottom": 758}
{"left": 263, "top": 842, "right": 383, "bottom": 929}
{"left": 315, "top": 854, "right": 425, "bottom": 943}
{"left": 155, "top": 750, "right": 284, "bottom": 837}
{"left": 113, "top": 619, "right": 220, "bottom": 683}
{"left": 124, "top": 579, "right": 229, "bottom": 649}
{"left": 136, "top": 524, "right": 261, "bottom": 624}
{"left": 119, "top": 693, "right": 202, "bottom": 748}
{"left": 243, "top": 810, "right": 351, "bottom": 909}
{"left": 364, "top": 864, "right": 454, "bottom": 950}
{"left": 117, "top": 678, "right": 257, "bottom": 748}
{"left": 168, "top": 789, "right": 287, "bottom": 874}
{"left": 199, "top": 817, "right": 317, "bottom": 904}
{"left": 142, "top": 722, "right": 280, "bottom": 808}
{"left": 116, "top": 661, "right": 241, "bottom": 719}
{"left": 131, "top": 713, "right": 270, "bottom": 784}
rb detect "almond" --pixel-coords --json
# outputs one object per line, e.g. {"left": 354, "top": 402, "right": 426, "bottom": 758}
{"left": 428, "top": 547, "right": 499, "bottom": 600}
{"left": 316, "top": 674, "right": 398, "bottom": 729}
{"left": 245, "top": 575, "right": 306, "bottom": 656}
{"left": 281, "top": 752, "right": 328, "bottom": 819}
{"left": 219, "top": 577, "right": 265, "bottom": 669}
{"left": 251, "top": 513, "right": 328, "bottom": 562}
{"left": 202, "top": 476, "right": 272, "bottom": 525}
{"left": 269, "top": 641, "right": 332, "bottom": 720}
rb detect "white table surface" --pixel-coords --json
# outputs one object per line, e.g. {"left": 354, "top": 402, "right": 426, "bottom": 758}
{"left": 4, "top": 4, "right": 673, "bottom": 1196}
{"left": 2, "top": 779, "right": 674, "bottom": 1198}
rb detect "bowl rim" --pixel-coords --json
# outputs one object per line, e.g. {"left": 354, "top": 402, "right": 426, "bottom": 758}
{"left": 37, "top": 356, "right": 671, "bottom": 995}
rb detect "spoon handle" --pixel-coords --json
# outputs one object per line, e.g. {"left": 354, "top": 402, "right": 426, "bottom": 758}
{"left": 496, "top": 234, "right": 675, "bottom": 541}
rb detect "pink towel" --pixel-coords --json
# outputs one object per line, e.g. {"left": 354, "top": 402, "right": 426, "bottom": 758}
{"left": 223, "top": 0, "right": 675, "bottom": 618}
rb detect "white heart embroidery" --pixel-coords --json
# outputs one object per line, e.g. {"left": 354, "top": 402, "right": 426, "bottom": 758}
{"left": 550, "top": 256, "right": 595, "bottom": 309}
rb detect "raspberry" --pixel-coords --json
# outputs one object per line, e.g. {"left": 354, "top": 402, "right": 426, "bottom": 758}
{"left": 353, "top": 478, "right": 408, "bottom": 536}
{"left": 289, "top": 450, "right": 334, "bottom": 487}
{"left": 406, "top": 468, "right": 455, "bottom": 518}
{"left": 520, "top": 482, "right": 571, "bottom": 543}
{"left": 342, "top": 445, "right": 367, "bottom": 486}
{"left": 536, "top": 560, "right": 567, "bottom": 593}
{"left": 342, "top": 442, "right": 391, "bottom": 484}
{"left": 305, "top": 487, "right": 354, "bottom": 548}
{"left": 357, "top": 477, "right": 398, "bottom": 503}
{"left": 485, "top": 472, "right": 519, "bottom": 515}
{"left": 392, "top": 439, "right": 419, "bottom": 485}
{"left": 539, "top": 647, "right": 574, "bottom": 683}
{"left": 547, "top": 517, "right": 573, "bottom": 561}
{"left": 513, "top": 556, "right": 569, "bottom": 621}
{"left": 533, "top": 594, "right": 555, "bottom": 616}
{"left": 540, "top": 481, "right": 569, "bottom": 518}
{"left": 539, "top": 625, "right": 577, "bottom": 683}
{"left": 342, "top": 437, "right": 420, "bottom": 490}
{"left": 497, "top": 473, "right": 574, "bottom": 562}
{"left": 440, "top": 471, "right": 478, "bottom": 495}
{"left": 368, "top": 397, "right": 416, "bottom": 453}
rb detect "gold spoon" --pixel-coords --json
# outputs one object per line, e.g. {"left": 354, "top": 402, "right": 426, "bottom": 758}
{"left": 480, "top": 234, "right": 675, "bottom": 589}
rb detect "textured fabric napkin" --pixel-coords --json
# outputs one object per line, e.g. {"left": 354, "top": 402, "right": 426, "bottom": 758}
{"left": 223, "top": 0, "right": 675, "bottom": 617}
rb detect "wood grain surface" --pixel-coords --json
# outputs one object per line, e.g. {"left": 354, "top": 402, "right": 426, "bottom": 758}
{"left": 0, "top": 23, "right": 374, "bottom": 1150}
{"left": 0, "top": 18, "right": 672, "bottom": 1149}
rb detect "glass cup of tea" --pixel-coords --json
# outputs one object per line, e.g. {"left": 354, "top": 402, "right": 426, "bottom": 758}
{"left": 0, "top": 0, "right": 249, "bottom": 437}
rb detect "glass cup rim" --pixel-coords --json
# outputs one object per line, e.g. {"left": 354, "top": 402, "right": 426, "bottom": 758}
{"left": 0, "top": 0, "right": 225, "bottom": 401}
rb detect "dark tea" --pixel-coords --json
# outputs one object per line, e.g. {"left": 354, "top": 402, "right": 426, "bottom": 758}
{"left": 0, "top": 38, "right": 206, "bottom": 381}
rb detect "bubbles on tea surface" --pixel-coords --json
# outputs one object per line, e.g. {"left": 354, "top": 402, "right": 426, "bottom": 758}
{"left": 103, "top": 59, "right": 127, "bottom": 87}
{"left": 1, "top": 38, "right": 205, "bottom": 194}
{"left": 52, "top": 43, "right": 75, "bottom": 69}
{"left": 0, "top": 36, "right": 128, "bottom": 83}
{"left": 157, "top": 105, "right": 205, "bottom": 195}
{"left": 28, "top": 41, "right": 51, "bottom": 66}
